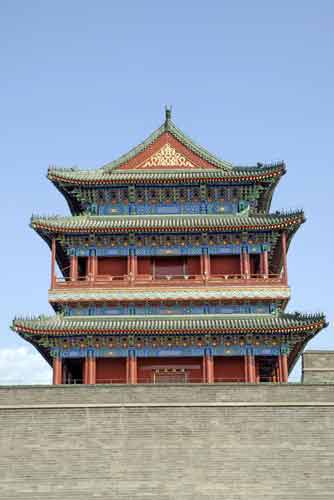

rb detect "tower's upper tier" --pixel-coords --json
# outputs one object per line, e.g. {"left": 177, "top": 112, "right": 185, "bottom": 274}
{"left": 48, "top": 109, "right": 286, "bottom": 215}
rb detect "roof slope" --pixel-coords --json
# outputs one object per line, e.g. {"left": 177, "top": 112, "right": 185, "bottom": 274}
{"left": 31, "top": 211, "right": 305, "bottom": 235}
{"left": 101, "top": 112, "right": 233, "bottom": 171}
{"left": 12, "top": 312, "right": 326, "bottom": 335}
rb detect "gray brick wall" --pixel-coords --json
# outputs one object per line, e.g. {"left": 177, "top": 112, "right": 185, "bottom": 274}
{"left": 303, "top": 351, "right": 334, "bottom": 383}
{"left": 0, "top": 385, "right": 334, "bottom": 500}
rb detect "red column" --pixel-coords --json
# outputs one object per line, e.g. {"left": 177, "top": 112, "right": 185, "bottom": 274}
{"left": 203, "top": 252, "right": 210, "bottom": 281}
{"left": 84, "top": 355, "right": 96, "bottom": 384}
{"left": 52, "top": 356, "right": 62, "bottom": 385}
{"left": 240, "top": 252, "right": 244, "bottom": 276}
{"left": 87, "top": 255, "right": 97, "bottom": 281}
{"left": 242, "top": 250, "right": 250, "bottom": 278}
{"left": 89, "top": 356, "right": 96, "bottom": 384}
{"left": 247, "top": 354, "right": 256, "bottom": 383}
{"left": 280, "top": 354, "right": 288, "bottom": 383}
{"left": 202, "top": 354, "right": 207, "bottom": 383}
{"left": 205, "top": 351, "right": 214, "bottom": 383}
{"left": 259, "top": 252, "right": 264, "bottom": 275}
{"left": 127, "top": 351, "right": 137, "bottom": 384}
{"left": 92, "top": 256, "right": 98, "bottom": 279}
{"left": 70, "top": 255, "right": 78, "bottom": 281}
{"left": 277, "top": 356, "right": 283, "bottom": 383}
{"left": 263, "top": 250, "right": 269, "bottom": 278}
{"left": 129, "top": 254, "right": 137, "bottom": 282}
{"left": 83, "top": 357, "right": 89, "bottom": 384}
{"left": 244, "top": 355, "right": 249, "bottom": 382}
{"left": 87, "top": 256, "right": 92, "bottom": 280}
{"left": 281, "top": 232, "right": 288, "bottom": 284}
{"left": 51, "top": 238, "right": 56, "bottom": 288}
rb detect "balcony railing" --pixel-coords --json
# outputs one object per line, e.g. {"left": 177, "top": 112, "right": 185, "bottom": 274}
{"left": 62, "top": 377, "right": 285, "bottom": 385}
{"left": 53, "top": 272, "right": 284, "bottom": 289}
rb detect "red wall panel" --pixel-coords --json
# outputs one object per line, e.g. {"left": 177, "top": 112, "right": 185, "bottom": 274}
{"left": 137, "top": 257, "right": 153, "bottom": 275}
{"left": 96, "top": 358, "right": 126, "bottom": 383}
{"left": 98, "top": 257, "right": 127, "bottom": 276}
{"left": 137, "top": 357, "right": 203, "bottom": 383}
{"left": 210, "top": 256, "right": 241, "bottom": 275}
{"left": 186, "top": 256, "right": 201, "bottom": 275}
{"left": 214, "top": 356, "right": 245, "bottom": 382}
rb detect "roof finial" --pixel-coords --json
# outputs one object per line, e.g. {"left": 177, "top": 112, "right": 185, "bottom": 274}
{"left": 165, "top": 105, "right": 172, "bottom": 124}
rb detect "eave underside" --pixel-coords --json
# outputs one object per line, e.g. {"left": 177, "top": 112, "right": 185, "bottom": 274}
{"left": 13, "top": 313, "right": 326, "bottom": 372}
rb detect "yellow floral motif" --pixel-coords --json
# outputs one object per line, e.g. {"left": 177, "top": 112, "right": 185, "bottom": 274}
{"left": 138, "top": 143, "right": 198, "bottom": 169}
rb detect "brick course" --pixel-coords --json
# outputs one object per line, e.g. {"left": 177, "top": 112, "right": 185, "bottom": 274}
{"left": 0, "top": 384, "right": 334, "bottom": 499}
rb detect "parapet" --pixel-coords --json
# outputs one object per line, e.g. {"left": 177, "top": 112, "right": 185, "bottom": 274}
{"left": 302, "top": 350, "right": 334, "bottom": 383}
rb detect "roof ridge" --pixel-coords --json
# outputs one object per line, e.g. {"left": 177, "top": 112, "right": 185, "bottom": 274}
{"left": 100, "top": 118, "right": 233, "bottom": 172}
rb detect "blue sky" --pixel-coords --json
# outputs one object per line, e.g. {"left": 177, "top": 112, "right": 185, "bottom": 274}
{"left": 0, "top": 1, "right": 332, "bottom": 382}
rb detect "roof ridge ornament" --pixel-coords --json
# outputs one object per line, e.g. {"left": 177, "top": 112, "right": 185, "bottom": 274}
{"left": 164, "top": 105, "right": 172, "bottom": 128}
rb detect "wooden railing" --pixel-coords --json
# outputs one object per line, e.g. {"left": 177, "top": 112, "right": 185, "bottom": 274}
{"left": 52, "top": 272, "right": 284, "bottom": 289}
{"left": 62, "top": 377, "right": 284, "bottom": 385}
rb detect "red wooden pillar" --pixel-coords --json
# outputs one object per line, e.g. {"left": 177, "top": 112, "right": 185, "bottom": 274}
{"left": 87, "top": 256, "right": 93, "bottom": 280}
{"left": 205, "top": 350, "right": 214, "bottom": 383}
{"left": 281, "top": 231, "right": 288, "bottom": 284}
{"left": 277, "top": 356, "right": 283, "bottom": 383}
{"left": 51, "top": 238, "right": 56, "bottom": 288}
{"left": 280, "top": 354, "right": 288, "bottom": 383}
{"left": 244, "top": 355, "right": 249, "bottom": 382}
{"left": 247, "top": 354, "right": 256, "bottom": 383}
{"left": 262, "top": 250, "right": 269, "bottom": 278}
{"left": 203, "top": 252, "right": 210, "bottom": 281}
{"left": 129, "top": 254, "right": 137, "bottom": 282}
{"left": 202, "top": 354, "right": 207, "bottom": 383}
{"left": 242, "top": 250, "right": 250, "bottom": 278}
{"left": 87, "top": 255, "right": 97, "bottom": 281}
{"left": 83, "top": 357, "right": 89, "bottom": 384}
{"left": 70, "top": 255, "right": 78, "bottom": 281}
{"left": 84, "top": 355, "right": 96, "bottom": 384}
{"left": 52, "top": 356, "right": 62, "bottom": 385}
{"left": 127, "top": 351, "right": 137, "bottom": 384}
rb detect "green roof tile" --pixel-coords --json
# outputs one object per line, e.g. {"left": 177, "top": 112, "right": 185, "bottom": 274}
{"left": 12, "top": 312, "right": 326, "bottom": 336}
{"left": 31, "top": 211, "right": 305, "bottom": 235}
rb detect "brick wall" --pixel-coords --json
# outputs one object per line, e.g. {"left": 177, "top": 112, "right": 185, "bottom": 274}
{"left": 0, "top": 384, "right": 333, "bottom": 499}
{"left": 303, "top": 351, "right": 334, "bottom": 383}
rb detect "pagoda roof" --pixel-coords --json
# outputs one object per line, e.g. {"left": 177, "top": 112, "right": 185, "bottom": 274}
{"left": 12, "top": 312, "right": 326, "bottom": 371}
{"left": 48, "top": 162, "right": 285, "bottom": 186}
{"left": 31, "top": 211, "right": 305, "bottom": 236}
{"left": 12, "top": 312, "right": 326, "bottom": 337}
{"left": 47, "top": 111, "right": 286, "bottom": 215}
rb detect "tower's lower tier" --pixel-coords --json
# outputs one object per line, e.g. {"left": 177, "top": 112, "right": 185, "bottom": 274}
{"left": 56, "top": 352, "right": 288, "bottom": 384}
{"left": 12, "top": 312, "right": 327, "bottom": 385}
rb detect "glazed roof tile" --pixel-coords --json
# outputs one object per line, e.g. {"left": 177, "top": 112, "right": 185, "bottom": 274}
{"left": 31, "top": 211, "right": 305, "bottom": 235}
{"left": 12, "top": 312, "right": 326, "bottom": 336}
{"left": 47, "top": 115, "right": 285, "bottom": 185}
{"left": 48, "top": 163, "right": 285, "bottom": 185}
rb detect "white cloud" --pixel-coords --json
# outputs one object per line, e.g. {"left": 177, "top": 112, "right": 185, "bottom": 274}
{"left": 0, "top": 346, "right": 52, "bottom": 384}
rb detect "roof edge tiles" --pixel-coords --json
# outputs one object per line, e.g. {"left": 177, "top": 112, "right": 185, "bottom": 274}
{"left": 30, "top": 210, "right": 306, "bottom": 235}
{"left": 47, "top": 162, "right": 286, "bottom": 186}
{"left": 12, "top": 312, "right": 327, "bottom": 336}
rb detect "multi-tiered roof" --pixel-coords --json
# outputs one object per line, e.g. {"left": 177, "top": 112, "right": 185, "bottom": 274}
{"left": 12, "top": 109, "right": 326, "bottom": 379}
